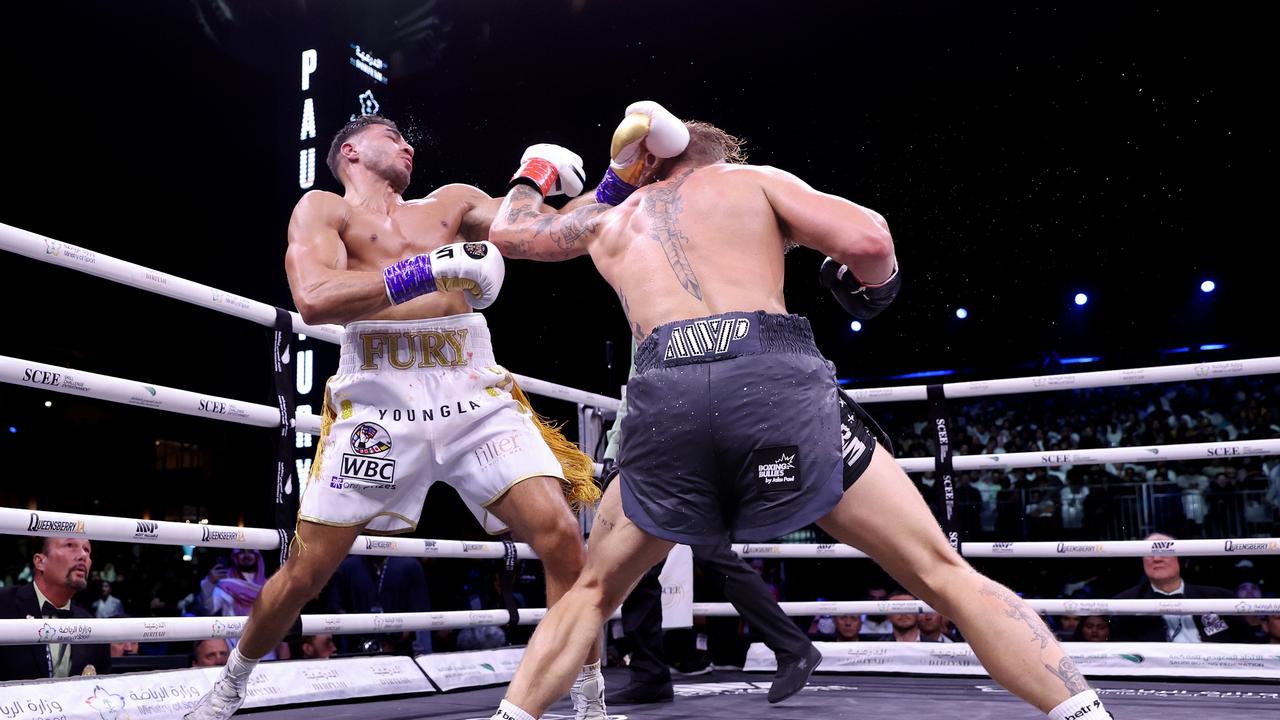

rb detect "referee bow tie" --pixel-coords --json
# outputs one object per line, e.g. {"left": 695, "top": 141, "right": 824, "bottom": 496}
{"left": 41, "top": 602, "right": 71, "bottom": 619}
{"left": 1162, "top": 592, "right": 1184, "bottom": 598}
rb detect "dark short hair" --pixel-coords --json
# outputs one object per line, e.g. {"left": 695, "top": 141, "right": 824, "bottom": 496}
{"left": 675, "top": 120, "right": 747, "bottom": 166}
{"left": 326, "top": 115, "right": 400, "bottom": 183}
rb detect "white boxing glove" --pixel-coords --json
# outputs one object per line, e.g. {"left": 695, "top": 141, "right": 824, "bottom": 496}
{"left": 595, "top": 100, "right": 691, "bottom": 205}
{"left": 508, "top": 143, "right": 586, "bottom": 198}
{"left": 383, "top": 241, "right": 506, "bottom": 310}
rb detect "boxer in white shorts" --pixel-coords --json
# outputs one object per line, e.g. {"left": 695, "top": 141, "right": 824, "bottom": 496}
{"left": 303, "top": 314, "right": 564, "bottom": 535}
{"left": 188, "top": 115, "right": 606, "bottom": 720}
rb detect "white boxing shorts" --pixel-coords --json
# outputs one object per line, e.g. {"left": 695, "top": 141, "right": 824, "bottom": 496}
{"left": 300, "top": 313, "right": 564, "bottom": 535}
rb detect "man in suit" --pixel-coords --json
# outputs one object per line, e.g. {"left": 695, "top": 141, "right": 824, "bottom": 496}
{"left": 0, "top": 536, "right": 112, "bottom": 679}
{"left": 1111, "top": 532, "right": 1253, "bottom": 643}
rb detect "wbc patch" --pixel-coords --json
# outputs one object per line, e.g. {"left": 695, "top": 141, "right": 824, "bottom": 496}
{"left": 751, "top": 445, "right": 801, "bottom": 492}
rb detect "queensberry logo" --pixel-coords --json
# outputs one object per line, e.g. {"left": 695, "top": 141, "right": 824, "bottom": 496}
{"left": 27, "top": 513, "right": 85, "bottom": 534}
{"left": 1056, "top": 543, "right": 1103, "bottom": 554}
{"left": 1223, "top": 540, "right": 1275, "bottom": 552}
{"left": 201, "top": 527, "right": 246, "bottom": 543}
{"left": 364, "top": 538, "right": 397, "bottom": 551}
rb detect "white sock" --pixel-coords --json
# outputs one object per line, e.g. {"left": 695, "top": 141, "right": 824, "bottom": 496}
{"left": 575, "top": 661, "right": 602, "bottom": 682}
{"left": 223, "top": 647, "right": 260, "bottom": 686}
{"left": 494, "top": 699, "right": 537, "bottom": 720}
{"left": 1048, "top": 690, "right": 1112, "bottom": 720}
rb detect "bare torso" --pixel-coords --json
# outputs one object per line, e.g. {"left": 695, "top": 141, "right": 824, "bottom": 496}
{"left": 335, "top": 192, "right": 474, "bottom": 320}
{"left": 285, "top": 184, "right": 495, "bottom": 325}
{"left": 588, "top": 165, "right": 789, "bottom": 339}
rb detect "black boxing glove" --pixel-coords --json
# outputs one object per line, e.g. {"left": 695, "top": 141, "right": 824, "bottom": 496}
{"left": 819, "top": 257, "right": 900, "bottom": 320}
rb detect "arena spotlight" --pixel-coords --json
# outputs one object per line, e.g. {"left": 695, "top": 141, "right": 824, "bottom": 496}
{"left": 1200, "top": 279, "right": 1216, "bottom": 293}
{"left": 43, "top": 400, "right": 52, "bottom": 408}
{"left": 955, "top": 307, "right": 968, "bottom": 319}
{"left": 850, "top": 320, "right": 863, "bottom": 333}
{"left": 1073, "top": 292, "right": 1089, "bottom": 306}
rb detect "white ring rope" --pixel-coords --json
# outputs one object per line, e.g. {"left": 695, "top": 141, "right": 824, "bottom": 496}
{"left": 0, "top": 354, "right": 320, "bottom": 433}
{"left": 0, "top": 221, "right": 619, "bottom": 412}
{"left": 0, "top": 609, "right": 548, "bottom": 646}
{"left": 845, "top": 356, "right": 1280, "bottom": 404}
{"left": 5, "top": 598, "right": 1278, "bottom": 647}
{"left": 893, "top": 437, "right": 1280, "bottom": 473}
{"left": 730, "top": 538, "right": 1280, "bottom": 559}
{"left": 962, "top": 538, "right": 1280, "bottom": 557}
{"left": 692, "top": 598, "right": 1280, "bottom": 618}
{"left": 5, "top": 221, "right": 1278, "bottom": 412}
{"left": 3, "top": 351, "right": 1276, "bottom": 469}
{"left": 0, "top": 222, "right": 339, "bottom": 342}
{"left": 6, "top": 507, "right": 1274, "bottom": 560}
{"left": 0, "top": 508, "right": 536, "bottom": 559}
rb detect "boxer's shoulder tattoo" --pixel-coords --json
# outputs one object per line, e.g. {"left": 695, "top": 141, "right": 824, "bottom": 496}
{"left": 642, "top": 170, "right": 702, "bottom": 301}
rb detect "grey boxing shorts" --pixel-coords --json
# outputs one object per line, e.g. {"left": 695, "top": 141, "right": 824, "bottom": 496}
{"left": 616, "top": 311, "right": 881, "bottom": 545}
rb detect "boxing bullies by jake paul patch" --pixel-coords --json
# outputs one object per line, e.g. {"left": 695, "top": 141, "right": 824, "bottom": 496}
{"left": 751, "top": 446, "right": 801, "bottom": 492}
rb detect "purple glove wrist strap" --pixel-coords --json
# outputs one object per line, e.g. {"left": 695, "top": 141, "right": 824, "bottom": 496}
{"left": 594, "top": 167, "right": 638, "bottom": 206}
{"left": 384, "top": 255, "right": 437, "bottom": 305}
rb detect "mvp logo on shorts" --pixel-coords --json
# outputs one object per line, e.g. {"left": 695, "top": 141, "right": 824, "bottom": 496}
{"left": 342, "top": 422, "right": 396, "bottom": 485}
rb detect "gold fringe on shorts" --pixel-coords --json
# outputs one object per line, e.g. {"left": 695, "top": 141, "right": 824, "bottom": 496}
{"left": 508, "top": 379, "right": 602, "bottom": 512}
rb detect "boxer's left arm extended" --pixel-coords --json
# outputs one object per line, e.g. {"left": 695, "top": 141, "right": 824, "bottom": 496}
{"left": 452, "top": 184, "right": 600, "bottom": 244}
{"left": 490, "top": 144, "right": 609, "bottom": 261}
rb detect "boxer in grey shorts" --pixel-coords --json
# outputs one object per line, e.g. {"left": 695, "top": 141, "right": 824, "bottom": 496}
{"left": 617, "top": 311, "right": 878, "bottom": 544}
{"left": 489, "top": 105, "right": 1116, "bottom": 720}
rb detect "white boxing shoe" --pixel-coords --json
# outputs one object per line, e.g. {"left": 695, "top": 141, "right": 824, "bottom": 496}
{"left": 571, "top": 664, "right": 607, "bottom": 720}
{"left": 184, "top": 676, "right": 246, "bottom": 720}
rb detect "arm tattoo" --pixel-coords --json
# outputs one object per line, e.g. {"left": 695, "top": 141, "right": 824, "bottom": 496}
{"left": 642, "top": 171, "right": 702, "bottom": 300}
{"left": 497, "top": 186, "right": 605, "bottom": 259}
